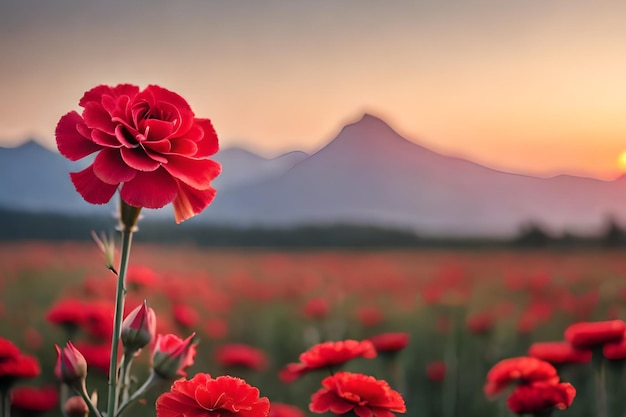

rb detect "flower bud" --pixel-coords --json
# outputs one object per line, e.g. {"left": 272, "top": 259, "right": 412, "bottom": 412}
{"left": 55, "top": 342, "right": 87, "bottom": 390}
{"left": 151, "top": 333, "right": 197, "bottom": 379}
{"left": 121, "top": 300, "right": 156, "bottom": 355}
{"left": 64, "top": 396, "right": 89, "bottom": 417}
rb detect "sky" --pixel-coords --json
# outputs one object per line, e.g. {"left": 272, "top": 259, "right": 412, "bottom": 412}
{"left": 1, "top": 0, "right": 626, "bottom": 179}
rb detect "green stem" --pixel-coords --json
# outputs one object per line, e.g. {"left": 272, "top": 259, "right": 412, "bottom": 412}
{"left": 74, "top": 384, "right": 103, "bottom": 417}
{"left": 116, "top": 372, "right": 169, "bottom": 417}
{"left": 1, "top": 389, "right": 10, "bottom": 417}
{"left": 594, "top": 354, "right": 607, "bottom": 417}
{"left": 117, "top": 353, "right": 134, "bottom": 404}
{"left": 107, "top": 228, "right": 134, "bottom": 415}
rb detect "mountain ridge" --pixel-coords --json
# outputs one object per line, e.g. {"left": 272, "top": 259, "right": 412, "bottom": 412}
{"left": 2, "top": 113, "right": 625, "bottom": 237}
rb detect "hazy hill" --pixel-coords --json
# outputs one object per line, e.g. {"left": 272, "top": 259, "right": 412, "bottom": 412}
{"left": 199, "top": 114, "right": 626, "bottom": 237}
{"left": 2, "top": 115, "right": 626, "bottom": 237}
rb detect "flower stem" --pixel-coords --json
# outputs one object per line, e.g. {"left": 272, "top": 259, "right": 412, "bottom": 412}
{"left": 593, "top": 351, "right": 607, "bottom": 417}
{"left": 1, "top": 389, "right": 10, "bottom": 417}
{"left": 116, "top": 372, "right": 170, "bottom": 417}
{"left": 107, "top": 227, "right": 134, "bottom": 415}
{"left": 75, "top": 384, "right": 104, "bottom": 417}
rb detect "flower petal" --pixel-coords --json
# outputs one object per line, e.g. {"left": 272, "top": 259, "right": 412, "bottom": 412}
{"left": 169, "top": 139, "right": 198, "bottom": 156}
{"left": 172, "top": 182, "right": 217, "bottom": 223}
{"left": 82, "top": 102, "right": 116, "bottom": 135}
{"left": 80, "top": 84, "right": 139, "bottom": 107}
{"left": 144, "top": 119, "right": 176, "bottom": 140}
{"left": 120, "top": 147, "right": 161, "bottom": 171}
{"left": 163, "top": 156, "right": 221, "bottom": 190}
{"left": 69, "top": 165, "right": 118, "bottom": 205}
{"left": 192, "top": 118, "right": 219, "bottom": 158}
{"left": 91, "top": 129, "right": 123, "bottom": 148}
{"left": 93, "top": 148, "right": 137, "bottom": 185}
{"left": 120, "top": 168, "right": 178, "bottom": 209}
{"left": 56, "top": 111, "right": 101, "bottom": 161}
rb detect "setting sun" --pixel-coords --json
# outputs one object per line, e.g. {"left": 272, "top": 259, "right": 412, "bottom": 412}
{"left": 619, "top": 151, "right": 626, "bottom": 172}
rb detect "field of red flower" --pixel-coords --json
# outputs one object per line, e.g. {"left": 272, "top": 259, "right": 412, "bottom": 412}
{"left": 2, "top": 241, "right": 626, "bottom": 416}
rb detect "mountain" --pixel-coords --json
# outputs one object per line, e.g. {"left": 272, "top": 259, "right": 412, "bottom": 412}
{"left": 197, "top": 114, "right": 626, "bottom": 237}
{"left": 0, "top": 140, "right": 307, "bottom": 220}
{"left": 0, "top": 140, "right": 113, "bottom": 215}
{"left": 212, "top": 147, "right": 308, "bottom": 190}
{"left": 2, "top": 115, "right": 625, "bottom": 237}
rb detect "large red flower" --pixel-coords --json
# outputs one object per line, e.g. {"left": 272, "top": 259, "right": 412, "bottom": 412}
{"left": 484, "top": 356, "right": 559, "bottom": 397}
{"left": 156, "top": 373, "right": 270, "bottom": 417}
{"left": 564, "top": 320, "right": 626, "bottom": 349}
{"left": 56, "top": 84, "right": 221, "bottom": 223}
{"left": 506, "top": 382, "right": 576, "bottom": 414}
{"left": 309, "top": 372, "right": 406, "bottom": 417}
{"left": 279, "top": 340, "right": 377, "bottom": 382}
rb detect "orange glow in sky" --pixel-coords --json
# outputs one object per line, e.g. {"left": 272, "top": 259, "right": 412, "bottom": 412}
{"left": 1, "top": 1, "right": 625, "bottom": 180}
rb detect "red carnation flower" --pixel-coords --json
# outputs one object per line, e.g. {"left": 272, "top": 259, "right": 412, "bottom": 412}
{"left": 172, "top": 304, "right": 199, "bottom": 329}
{"left": 466, "top": 312, "right": 494, "bottom": 335}
{"left": 10, "top": 385, "right": 59, "bottom": 412}
{"left": 367, "top": 332, "right": 409, "bottom": 354}
{"left": 507, "top": 382, "right": 576, "bottom": 414}
{"left": 426, "top": 361, "right": 447, "bottom": 382}
{"left": 156, "top": 373, "right": 270, "bottom": 417}
{"left": 269, "top": 403, "right": 306, "bottom": 417}
{"left": 56, "top": 84, "right": 221, "bottom": 223}
{"left": 602, "top": 331, "right": 626, "bottom": 360}
{"left": 484, "top": 356, "right": 559, "bottom": 397}
{"left": 0, "top": 338, "right": 20, "bottom": 360}
{"left": 302, "top": 298, "right": 330, "bottom": 320}
{"left": 216, "top": 343, "right": 268, "bottom": 371}
{"left": 73, "top": 343, "right": 111, "bottom": 376}
{"left": 0, "top": 354, "right": 40, "bottom": 388}
{"left": 151, "top": 333, "right": 197, "bottom": 378}
{"left": 528, "top": 341, "right": 592, "bottom": 365}
{"left": 309, "top": 372, "right": 406, "bottom": 417}
{"left": 46, "top": 299, "right": 86, "bottom": 329}
{"left": 564, "top": 320, "right": 626, "bottom": 349}
{"left": 279, "top": 340, "right": 377, "bottom": 382}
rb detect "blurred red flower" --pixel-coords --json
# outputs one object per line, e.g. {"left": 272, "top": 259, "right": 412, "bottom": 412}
{"left": 466, "top": 312, "right": 494, "bottom": 335}
{"left": 10, "top": 385, "right": 59, "bottom": 411}
{"left": 564, "top": 320, "right": 626, "bottom": 349}
{"left": 74, "top": 343, "right": 111, "bottom": 376}
{"left": 484, "top": 356, "right": 559, "bottom": 397}
{"left": 0, "top": 353, "right": 40, "bottom": 386}
{"left": 204, "top": 317, "right": 228, "bottom": 339}
{"left": 0, "top": 337, "right": 20, "bottom": 360}
{"left": 83, "top": 301, "right": 115, "bottom": 340}
{"left": 425, "top": 361, "right": 446, "bottom": 382}
{"left": 309, "top": 372, "right": 406, "bottom": 417}
{"left": 367, "top": 332, "right": 409, "bottom": 354}
{"left": 356, "top": 306, "right": 384, "bottom": 327}
{"left": 507, "top": 382, "right": 576, "bottom": 414}
{"left": 125, "top": 265, "right": 158, "bottom": 290}
{"left": 172, "top": 304, "right": 199, "bottom": 329}
{"left": 302, "top": 297, "right": 330, "bottom": 320}
{"left": 156, "top": 373, "right": 270, "bottom": 417}
{"left": 55, "top": 84, "right": 221, "bottom": 223}
{"left": 215, "top": 343, "right": 268, "bottom": 371}
{"left": 45, "top": 299, "right": 86, "bottom": 329}
{"left": 602, "top": 331, "right": 626, "bottom": 360}
{"left": 268, "top": 402, "right": 305, "bottom": 417}
{"left": 280, "top": 340, "right": 377, "bottom": 382}
{"left": 528, "top": 341, "right": 592, "bottom": 365}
